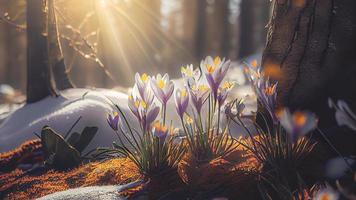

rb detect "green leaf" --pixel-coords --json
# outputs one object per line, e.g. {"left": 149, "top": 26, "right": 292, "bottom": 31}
{"left": 67, "top": 132, "right": 81, "bottom": 146}
{"left": 74, "top": 127, "right": 98, "bottom": 153}
{"left": 40, "top": 126, "right": 81, "bottom": 170}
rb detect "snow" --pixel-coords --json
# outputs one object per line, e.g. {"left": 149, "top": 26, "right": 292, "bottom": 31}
{"left": 0, "top": 88, "right": 134, "bottom": 153}
{"left": 37, "top": 181, "right": 142, "bottom": 200}
{"left": 0, "top": 63, "right": 257, "bottom": 153}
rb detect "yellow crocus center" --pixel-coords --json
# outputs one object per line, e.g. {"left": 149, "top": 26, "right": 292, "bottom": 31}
{"left": 293, "top": 112, "right": 306, "bottom": 126}
{"left": 186, "top": 116, "right": 194, "bottom": 124}
{"left": 265, "top": 85, "right": 276, "bottom": 96}
{"left": 134, "top": 100, "right": 140, "bottom": 108}
{"left": 181, "top": 66, "right": 193, "bottom": 77}
{"left": 140, "top": 101, "right": 147, "bottom": 109}
{"left": 161, "top": 126, "right": 168, "bottom": 133}
{"left": 199, "top": 85, "right": 209, "bottom": 91}
{"left": 206, "top": 65, "right": 216, "bottom": 74}
{"left": 141, "top": 73, "right": 149, "bottom": 82}
{"left": 320, "top": 193, "right": 331, "bottom": 200}
{"left": 153, "top": 121, "right": 161, "bottom": 129}
{"left": 223, "top": 81, "right": 234, "bottom": 90}
{"left": 153, "top": 122, "right": 167, "bottom": 133}
{"left": 181, "top": 89, "right": 187, "bottom": 97}
{"left": 157, "top": 79, "right": 166, "bottom": 89}
{"left": 251, "top": 60, "right": 258, "bottom": 68}
{"left": 214, "top": 56, "right": 221, "bottom": 65}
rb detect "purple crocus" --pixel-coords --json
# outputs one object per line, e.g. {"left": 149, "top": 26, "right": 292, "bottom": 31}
{"left": 217, "top": 81, "right": 235, "bottom": 107}
{"left": 277, "top": 108, "right": 318, "bottom": 143}
{"left": 134, "top": 73, "right": 153, "bottom": 105}
{"left": 107, "top": 111, "right": 120, "bottom": 131}
{"left": 225, "top": 99, "right": 245, "bottom": 119}
{"left": 151, "top": 73, "right": 174, "bottom": 105}
{"left": 314, "top": 186, "right": 339, "bottom": 200}
{"left": 254, "top": 78, "right": 278, "bottom": 123}
{"left": 181, "top": 64, "right": 201, "bottom": 87}
{"left": 201, "top": 56, "right": 230, "bottom": 100}
{"left": 189, "top": 84, "right": 210, "bottom": 114}
{"left": 152, "top": 122, "right": 169, "bottom": 141}
{"left": 174, "top": 88, "right": 189, "bottom": 119}
{"left": 329, "top": 99, "right": 356, "bottom": 131}
{"left": 128, "top": 93, "right": 160, "bottom": 131}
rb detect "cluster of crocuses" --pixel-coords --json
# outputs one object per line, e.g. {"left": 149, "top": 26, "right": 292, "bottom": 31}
{"left": 107, "top": 72, "right": 185, "bottom": 175}
{"left": 179, "top": 56, "right": 238, "bottom": 161}
{"left": 107, "top": 56, "right": 240, "bottom": 169}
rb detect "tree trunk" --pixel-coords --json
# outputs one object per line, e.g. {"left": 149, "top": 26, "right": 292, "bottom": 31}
{"left": 195, "top": 0, "right": 207, "bottom": 59}
{"left": 239, "top": 0, "right": 270, "bottom": 58}
{"left": 48, "top": 0, "right": 74, "bottom": 90}
{"left": 219, "top": 0, "right": 230, "bottom": 57}
{"left": 262, "top": 0, "right": 356, "bottom": 154}
{"left": 27, "top": 0, "right": 58, "bottom": 103}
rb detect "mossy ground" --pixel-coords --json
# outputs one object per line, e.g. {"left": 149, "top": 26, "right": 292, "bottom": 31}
{"left": 0, "top": 140, "right": 261, "bottom": 200}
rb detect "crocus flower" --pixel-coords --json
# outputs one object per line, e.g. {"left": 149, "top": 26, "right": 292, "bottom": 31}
{"left": 135, "top": 73, "right": 150, "bottom": 97}
{"left": 175, "top": 88, "right": 189, "bottom": 119}
{"left": 186, "top": 115, "right": 194, "bottom": 125}
{"left": 181, "top": 64, "right": 201, "bottom": 87}
{"left": 107, "top": 111, "right": 120, "bottom": 131}
{"left": 128, "top": 93, "right": 160, "bottom": 131}
{"left": 133, "top": 83, "right": 154, "bottom": 107}
{"left": 134, "top": 73, "right": 154, "bottom": 106}
{"left": 201, "top": 56, "right": 230, "bottom": 99}
{"left": 254, "top": 78, "right": 278, "bottom": 123}
{"left": 277, "top": 108, "right": 318, "bottom": 143}
{"left": 325, "top": 157, "right": 355, "bottom": 179}
{"left": 313, "top": 186, "right": 339, "bottom": 200}
{"left": 152, "top": 121, "right": 169, "bottom": 140}
{"left": 189, "top": 84, "right": 210, "bottom": 114}
{"left": 151, "top": 73, "right": 174, "bottom": 105}
{"left": 225, "top": 99, "right": 245, "bottom": 119}
{"left": 217, "top": 81, "right": 235, "bottom": 107}
{"left": 329, "top": 99, "right": 356, "bottom": 131}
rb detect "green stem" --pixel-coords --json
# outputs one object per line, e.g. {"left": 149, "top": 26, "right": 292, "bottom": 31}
{"left": 317, "top": 128, "right": 354, "bottom": 173}
{"left": 163, "top": 103, "right": 167, "bottom": 126}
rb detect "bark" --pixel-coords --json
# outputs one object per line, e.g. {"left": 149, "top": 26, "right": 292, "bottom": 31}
{"left": 48, "top": 0, "right": 74, "bottom": 90}
{"left": 239, "top": 0, "right": 269, "bottom": 58}
{"left": 195, "top": 0, "right": 207, "bottom": 59}
{"left": 27, "top": 0, "right": 58, "bottom": 103}
{"left": 262, "top": 0, "right": 356, "bottom": 154}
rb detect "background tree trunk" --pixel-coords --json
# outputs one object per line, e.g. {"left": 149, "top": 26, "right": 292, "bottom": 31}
{"left": 48, "top": 0, "right": 74, "bottom": 90}
{"left": 262, "top": 0, "right": 356, "bottom": 154}
{"left": 239, "top": 0, "right": 269, "bottom": 58}
{"left": 27, "top": 0, "right": 58, "bottom": 103}
{"left": 195, "top": 0, "right": 207, "bottom": 59}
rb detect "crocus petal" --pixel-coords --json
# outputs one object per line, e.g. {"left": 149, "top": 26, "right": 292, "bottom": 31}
{"left": 151, "top": 81, "right": 166, "bottom": 104}
{"left": 278, "top": 109, "right": 294, "bottom": 136}
{"left": 146, "top": 106, "right": 160, "bottom": 125}
{"left": 314, "top": 187, "right": 339, "bottom": 200}
{"left": 335, "top": 100, "right": 356, "bottom": 131}
{"left": 299, "top": 112, "right": 318, "bottom": 135}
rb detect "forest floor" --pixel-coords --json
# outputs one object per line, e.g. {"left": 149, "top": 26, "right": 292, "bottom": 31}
{"left": 0, "top": 139, "right": 260, "bottom": 200}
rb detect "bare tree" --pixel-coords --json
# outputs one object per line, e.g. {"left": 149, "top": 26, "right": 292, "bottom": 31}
{"left": 27, "top": 0, "right": 75, "bottom": 103}
{"left": 48, "top": 0, "right": 74, "bottom": 90}
{"left": 26, "top": 0, "right": 58, "bottom": 103}
{"left": 239, "top": 0, "right": 270, "bottom": 58}
{"left": 195, "top": 0, "right": 207, "bottom": 59}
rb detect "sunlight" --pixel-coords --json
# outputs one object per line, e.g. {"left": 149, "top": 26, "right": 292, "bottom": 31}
{"left": 95, "top": 0, "right": 135, "bottom": 81}
{"left": 98, "top": 0, "right": 108, "bottom": 8}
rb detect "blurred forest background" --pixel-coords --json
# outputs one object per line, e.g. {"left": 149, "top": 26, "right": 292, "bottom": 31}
{"left": 0, "top": 0, "right": 270, "bottom": 92}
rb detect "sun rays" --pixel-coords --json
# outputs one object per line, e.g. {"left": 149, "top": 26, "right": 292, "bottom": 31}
{"left": 54, "top": 0, "right": 193, "bottom": 86}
